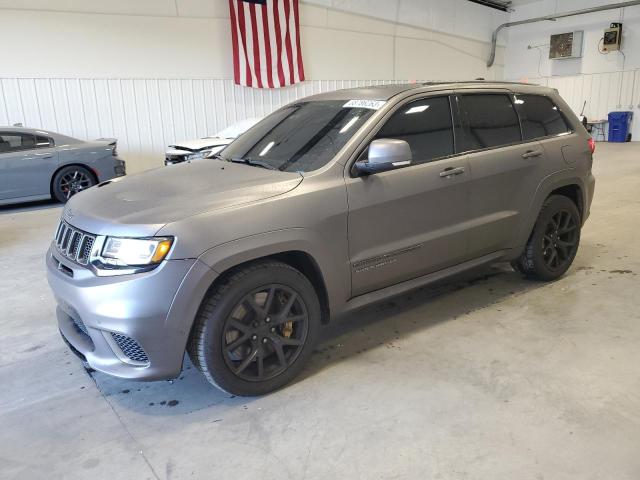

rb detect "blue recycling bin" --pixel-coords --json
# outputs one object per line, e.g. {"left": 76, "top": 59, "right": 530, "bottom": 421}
{"left": 608, "top": 111, "right": 633, "bottom": 142}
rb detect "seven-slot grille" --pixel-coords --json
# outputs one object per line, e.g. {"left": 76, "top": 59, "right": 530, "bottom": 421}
{"left": 54, "top": 220, "right": 96, "bottom": 265}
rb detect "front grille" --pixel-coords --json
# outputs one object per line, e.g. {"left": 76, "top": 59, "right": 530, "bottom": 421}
{"left": 111, "top": 333, "right": 150, "bottom": 364}
{"left": 54, "top": 220, "right": 96, "bottom": 266}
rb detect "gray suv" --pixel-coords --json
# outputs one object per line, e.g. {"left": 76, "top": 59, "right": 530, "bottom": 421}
{"left": 47, "top": 82, "right": 595, "bottom": 396}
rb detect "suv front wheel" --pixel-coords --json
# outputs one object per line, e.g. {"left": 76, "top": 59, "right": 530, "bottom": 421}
{"left": 188, "top": 260, "right": 321, "bottom": 396}
{"left": 513, "top": 194, "right": 581, "bottom": 281}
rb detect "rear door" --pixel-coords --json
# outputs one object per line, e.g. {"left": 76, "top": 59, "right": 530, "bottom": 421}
{"left": 345, "top": 94, "right": 471, "bottom": 296}
{"left": 0, "top": 132, "right": 58, "bottom": 200}
{"left": 455, "top": 91, "right": 547, "bottom": 258}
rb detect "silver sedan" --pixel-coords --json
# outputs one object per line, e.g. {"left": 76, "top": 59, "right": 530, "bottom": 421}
{"left": 0, "top": 127, "right": 126, "bottom": 206}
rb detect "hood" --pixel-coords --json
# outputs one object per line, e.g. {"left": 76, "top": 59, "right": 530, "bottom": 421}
{"left": 64, "top": 160, "right": 303, "bottom": 237}
{"left": 168, "top": 137, "right": 232, "bottom": 153}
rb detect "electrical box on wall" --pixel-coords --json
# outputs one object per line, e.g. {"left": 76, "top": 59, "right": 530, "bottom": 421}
{"left": 549, "top": 31, "right": 584, "bottom": 59}
{"left": 603, "top": 23, "right": 622, "bottom": 51}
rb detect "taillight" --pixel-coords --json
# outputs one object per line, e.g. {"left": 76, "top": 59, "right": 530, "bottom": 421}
{"left": 588, "top": 137, "right": 596, "bottom": 154}
{"left": 111, "top": 143, "right": 118, "bottom": 156}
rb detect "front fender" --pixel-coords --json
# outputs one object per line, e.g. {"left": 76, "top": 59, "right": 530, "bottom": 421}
{"left": 198, "top": 228, "right": 351, "bottom": 317}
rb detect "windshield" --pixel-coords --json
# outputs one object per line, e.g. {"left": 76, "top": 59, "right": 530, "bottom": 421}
{"left": 219, "top": 100, "right": 378, "bottom": 172}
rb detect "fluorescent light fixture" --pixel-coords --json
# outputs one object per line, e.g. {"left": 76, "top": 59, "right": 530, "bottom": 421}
{"left": 405, "top": 105, "right": 429, "bottom": 114}
{"left": 339, "top": 116, "right": 360, "bottom": 134}
{"left": 259, "top": 141, "right": 275, "bottom": 156}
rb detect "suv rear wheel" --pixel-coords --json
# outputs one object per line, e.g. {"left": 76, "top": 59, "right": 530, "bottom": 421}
{"left": 188, "top": 260, "right": 321, "bottom": 396}
{"left": 512, "top": 195, "right": 581, "bottom": 281}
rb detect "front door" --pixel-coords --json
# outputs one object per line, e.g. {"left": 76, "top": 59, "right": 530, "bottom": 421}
{"left": 346, "top": 95, "right": 471, "bottom": 297}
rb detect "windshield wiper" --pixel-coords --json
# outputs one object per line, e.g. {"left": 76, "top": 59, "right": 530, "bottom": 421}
{"left": 228, "top": 157, "right": 277, "bottom": 170}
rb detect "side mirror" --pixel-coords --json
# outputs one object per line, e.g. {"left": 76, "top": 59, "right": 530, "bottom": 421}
{"left": 354, "top": 139, "right": 412, "bottom": 175}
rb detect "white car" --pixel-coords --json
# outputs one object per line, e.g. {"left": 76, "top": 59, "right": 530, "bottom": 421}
{"left": 165, "top": 118, "right": 261, "bottom": 166}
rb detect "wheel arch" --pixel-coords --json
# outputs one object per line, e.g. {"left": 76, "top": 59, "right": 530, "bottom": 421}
{"left": 515, "top": 174, "right": 587, "bottom": 250}
{"left": 196, "top": 231, "right": 350, "bottom": 326}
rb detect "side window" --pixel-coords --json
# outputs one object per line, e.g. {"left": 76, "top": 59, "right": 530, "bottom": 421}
{"left": 514, "top": 94, "right": 571, "bottom": 140}
{"left": 0, "top": 133, "right": 36, "bottom": 152}
{"left": 35, "top": 135, "right": 54, "bottom": 148}
{"left": 458, "top": 94, "right": 521, "bottom": 151}
{"left": 374, "top": 96, "right": 454, "bottom": 164}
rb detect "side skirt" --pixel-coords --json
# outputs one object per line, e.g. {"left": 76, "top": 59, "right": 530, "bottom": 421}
{"left": 338, "top": 250, "right": 510, "bottom": 318}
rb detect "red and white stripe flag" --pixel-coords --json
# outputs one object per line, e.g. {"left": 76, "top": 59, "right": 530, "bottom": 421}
{"left": 228, "top": 0, "right": 305, "bottom": 88}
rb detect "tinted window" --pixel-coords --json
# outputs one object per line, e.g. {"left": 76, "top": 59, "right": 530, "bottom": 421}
{"left": 221, "top": 100, "right": 377, "bottom": 172}
{"left": 0, "top": 133, "right": 36, "bottom": 152}
{"left": 458, "top": 94, "right": 521, "bottom": 151}
{"left": 35, "top": 135, "right": 54, "bottom": 148}
{"left": 514, "top": 94, "right": 571, "bottom": 140}
{"left": 374, "top": 96, "right": 454, "bottom": 163}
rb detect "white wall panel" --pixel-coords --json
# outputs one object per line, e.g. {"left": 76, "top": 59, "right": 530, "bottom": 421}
{"left": 0, "top": 78, "right": 408, "bottom": 172}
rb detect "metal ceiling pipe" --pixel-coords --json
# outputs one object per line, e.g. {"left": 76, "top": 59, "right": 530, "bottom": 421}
{"left": 487, "top": 0, "right": 640, "bottom": 67}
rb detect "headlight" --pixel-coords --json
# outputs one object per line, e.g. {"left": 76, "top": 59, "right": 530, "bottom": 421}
{"left": 186, "top": 150, "right": 210, "bottom": 161}
{"left": 96, "top": 237, "right": 173, "bottom": 270}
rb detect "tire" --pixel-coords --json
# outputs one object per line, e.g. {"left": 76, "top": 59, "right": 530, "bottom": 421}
{"left": 52, "top": 165, "right": 96, "bottom": 203}
{"left": 513, "top": 195, "right": 581, "bottom": 281}
{"left": 188, "top": 260, "right": 321, "bottom": 396}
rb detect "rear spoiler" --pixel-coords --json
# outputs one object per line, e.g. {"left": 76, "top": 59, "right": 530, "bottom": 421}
{"left": 96, "top": 137, "right": 117, "bottom": 146}
{"left": 96, "top": 137, "right": 118, "bottom": 156}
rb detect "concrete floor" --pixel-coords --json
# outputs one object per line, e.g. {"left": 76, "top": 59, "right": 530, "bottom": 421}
{"left": 1, "top": 143, "right": 639, "bottom": 480}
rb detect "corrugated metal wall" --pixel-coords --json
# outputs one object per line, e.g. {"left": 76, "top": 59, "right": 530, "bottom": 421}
{"left": 0, "top": 78, "right": 406, "bottom": 172}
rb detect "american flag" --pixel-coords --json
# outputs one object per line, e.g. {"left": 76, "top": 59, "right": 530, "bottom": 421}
{"left": 228, "top": 0, "right": 305, "bottom": 88}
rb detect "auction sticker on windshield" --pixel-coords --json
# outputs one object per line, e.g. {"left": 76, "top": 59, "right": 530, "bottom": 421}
{"left": 343, "top": 100, "right": 386, "bottom": 110}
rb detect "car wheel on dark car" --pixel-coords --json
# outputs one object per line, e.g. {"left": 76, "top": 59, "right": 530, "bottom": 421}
{"left": 188, "top": 260, "right": 321, "bottom": 396}
{"left": 52, "top": 165, "right": 96, "bottom": 203}
{"left": 512, "top": 195, "right": 581, "bottom": 281}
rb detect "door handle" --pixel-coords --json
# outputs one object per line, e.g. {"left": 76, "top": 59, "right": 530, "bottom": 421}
{"left": 522, "top": 150, "right": 543, "bottom": 159}
{"left": 439, "top": 166, "right": 465, "bottom": 178}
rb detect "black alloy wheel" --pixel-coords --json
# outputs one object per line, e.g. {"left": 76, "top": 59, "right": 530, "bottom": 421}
{"left": 541, "top": 209, "right": 579, "bottom": 270}
{"left": 513, "top": 194, "right": 581, "bottom": 281}
{"left": 188, "top": 260, "right": 321, "bottom": 396}
{"left": 52, "top": 165, "right": 96, "bottom": 203}
{"left": 222, "top": 284, "right": 309, "bottom": 382}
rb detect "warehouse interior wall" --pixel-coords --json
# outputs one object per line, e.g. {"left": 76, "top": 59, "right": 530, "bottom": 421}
{"left": 504, "top": 0, "right": 640, "bottom": 141}
{"left": 0, "top": 0, "right": 507, "bottom": 172}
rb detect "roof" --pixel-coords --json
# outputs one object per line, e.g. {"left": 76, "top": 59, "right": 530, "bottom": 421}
{"left": 302, "top": 81, "right": 550, "bottom": 102}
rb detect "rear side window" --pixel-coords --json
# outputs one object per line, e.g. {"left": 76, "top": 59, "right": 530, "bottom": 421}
{"left": 374, "top": 96, "right": 454, "bottom": 164}
{"left": 0, "top": 133, "right": 36, "bottom": 152}
{"left": 514, "top": 94, "right": 572, "bottom": 140}
{"left": 35, "top": 135, "right": 54, "bottom": 148}
{"left": 457, "top": 94, "right": 521, "bottom": 151}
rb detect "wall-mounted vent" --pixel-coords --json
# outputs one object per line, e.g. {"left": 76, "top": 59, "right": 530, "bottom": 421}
{"left": 549, "top": 31, "right": 584, "bottom": 60}
{"left": 466, "top": 0, "right": 511, "bottom": 12}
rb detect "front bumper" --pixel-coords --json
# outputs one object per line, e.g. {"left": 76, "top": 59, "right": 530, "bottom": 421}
{"left": 47, "top": 244, "right": 213, "bottom": 380}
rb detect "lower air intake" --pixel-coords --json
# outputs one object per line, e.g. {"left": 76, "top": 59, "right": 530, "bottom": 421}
{"left": 111, "top": 333, "right": 150, "bottom": 365}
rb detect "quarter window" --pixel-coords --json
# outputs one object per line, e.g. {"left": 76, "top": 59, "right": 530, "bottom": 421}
{"left": 514, "top": 94, "right": 571, "bottom": 140}
{"left": 35, "top": 135, "right": 54, "bottom": 148}
{"left": 458, "top": 94, "right": 521, "bottom": 151}
{"left": 374, "top": 96, "right": 454, "bottom": 164}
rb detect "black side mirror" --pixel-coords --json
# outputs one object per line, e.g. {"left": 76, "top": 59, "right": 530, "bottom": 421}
{"left": 354, "top": 139, "right": 412, "bottom": 175}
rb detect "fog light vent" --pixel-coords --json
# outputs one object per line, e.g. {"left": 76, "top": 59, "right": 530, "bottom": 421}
{"left": 111, "top": 333, "right": 149, "bottom": 364}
